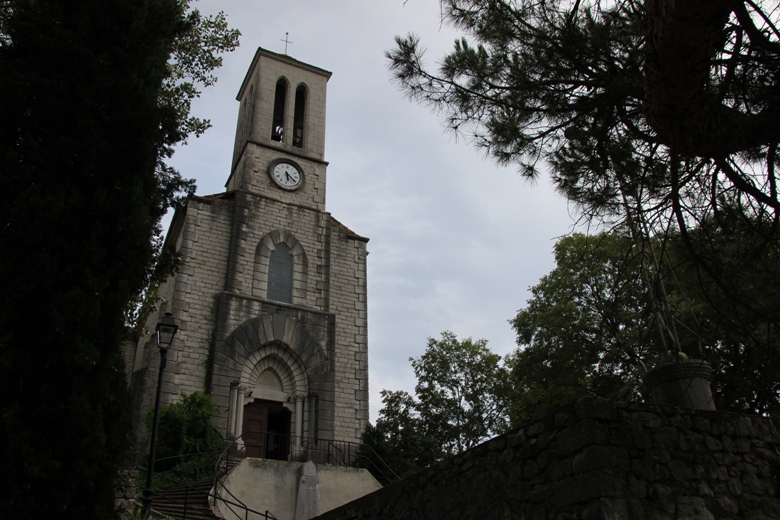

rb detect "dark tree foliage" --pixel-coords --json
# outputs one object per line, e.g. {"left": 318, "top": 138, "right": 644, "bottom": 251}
{"left": 0, "top": 1, "right": 237, "bottom": 518}
{"left": 361, "top": 332, "right": 510, "bottom": 478}
{"left": 668, "top": 219, "right": 780, "bottom": 415}
{"left": 387, "top": 0, "right": 780, "bottom": 337}
{"left": 143, "top": 392, "right": 223, "bottom": 489}
{"left": 359, "top": 390, "right": 441, "bottom": 480}
{"left": 508, "top": 232, "right": 655, "bottom": 424}
{"left": 508, "top": 230, "right": 780, "bottom": 425}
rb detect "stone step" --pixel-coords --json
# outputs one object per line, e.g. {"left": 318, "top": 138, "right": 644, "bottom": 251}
{"left": 150, "top": 479, "right": 217, "bottom": 520}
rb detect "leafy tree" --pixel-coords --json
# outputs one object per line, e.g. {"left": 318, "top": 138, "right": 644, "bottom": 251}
{"left": 143, "top": 392, "right": 223, "bottom": 489}
{"left": 362, "top": 332, "right": 510, "bottom": 478}
{"left": 387, "top": 0, "right": 780, "bottom": 333}
{"left": 359, "top": 390, "right": 439, "bottom": 481}
{"left": 413, "top": 331, "right": 511, "bottom": 453}
{"left": 665, "top": 219, "right": 780, "bottom": 415}
{"left": 508, "top": 230, "right": 780, "bottom": 425}
{"left": 0, "top": 1, "right": 237, "bottom": 518}
{"left": 508, "top": 232, "right": 655, "bottom": 424}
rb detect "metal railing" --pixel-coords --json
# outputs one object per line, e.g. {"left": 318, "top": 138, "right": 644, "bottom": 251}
{"left": 136, "top": 460, "right": 275, "bottom": 520}
{"left": 215, "top": 431, "right": 400, "bottom": 486}
{"left": 137, "top": 432, "right": 399, "bottom": 519}
{"left": 142, "top": 451, "right": 221, "bottom": 490}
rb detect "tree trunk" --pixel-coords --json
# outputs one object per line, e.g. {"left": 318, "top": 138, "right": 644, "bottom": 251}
{"left": 644, "top": 0, "right": 780, "bottom": 156}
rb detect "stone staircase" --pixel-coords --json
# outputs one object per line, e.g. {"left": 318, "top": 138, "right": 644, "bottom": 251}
{"left": 145, "top": 458, "right": 243, "bottom": 520}
{"left": 149, "top": 478, "right": 217, "bottom": 520}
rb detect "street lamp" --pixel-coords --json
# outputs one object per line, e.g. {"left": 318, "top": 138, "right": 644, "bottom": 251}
{"left": 141, "top": 312, "right": 179, "bottom": 516}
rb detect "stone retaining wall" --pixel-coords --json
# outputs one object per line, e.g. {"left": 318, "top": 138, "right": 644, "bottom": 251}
{"left": 316, "top": 398, "right": 780, "bottom": 519}
{"left": 115, "top": 469, "right": 139, "bottom": 513}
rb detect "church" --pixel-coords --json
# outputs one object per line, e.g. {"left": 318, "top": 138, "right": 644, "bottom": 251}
{"left": 129, "top": 47, "right": 370, "bottom": 458}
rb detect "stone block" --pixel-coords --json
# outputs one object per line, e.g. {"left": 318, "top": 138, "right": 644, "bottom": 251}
{"left": 675, "top": 497, "right": 714, "bottom": 520}
{"left": 554, "top": 470, "right": 626, "bottom": 506}
{"left": 558, "top": 420, "right": 610, "bottom": 456}
{"left": 582, "top": 498, "right": 629, "bottom": 520}
{"left": 576, "top": 396, "right": 618, "bottom": 421}
{"left": 651, "top": 426, "right": 679, "bottom": 449}
{"left": 555, "top": 409, "right": 576, "bottom": 428}
{"left": 668, "top": 460, "right": 694, "bottom": 481}
{"left": 527, "top": 421, "right": 545, "bottom": 437}
{"left": 573, "top": 445, "right": 630, "bottom": 474}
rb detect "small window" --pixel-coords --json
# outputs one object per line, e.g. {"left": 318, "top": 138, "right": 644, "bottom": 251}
{"left": 267, "top": 243, "right": 293, "bottom": 303}
{"left": 271, "top": 79, "right": 287, "bottom": 142}
{"left": 293, "top": 85, "right": 307, "bottom": 148}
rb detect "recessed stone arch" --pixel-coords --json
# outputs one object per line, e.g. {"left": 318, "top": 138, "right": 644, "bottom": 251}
{"left": 213, "top": 313, "right": 331, "bottom": 441}
{"left": 252, "top": 230, "right": 308, "bottom": 303}
{"left": 241, "top": 342, "right": 308, "bottom": 401}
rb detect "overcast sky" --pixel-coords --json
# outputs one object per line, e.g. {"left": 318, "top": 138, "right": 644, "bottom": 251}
{"left": 169, "top": 0, "right": 578, "bottom": 421}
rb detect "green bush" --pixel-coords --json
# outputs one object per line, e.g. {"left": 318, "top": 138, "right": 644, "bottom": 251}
{"left": 143, "top": 392, "right": 223, "bottom": 488}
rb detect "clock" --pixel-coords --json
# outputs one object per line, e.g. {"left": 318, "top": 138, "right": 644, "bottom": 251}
{"left": 269, "top": 159, "right": 304, "bottom": 190}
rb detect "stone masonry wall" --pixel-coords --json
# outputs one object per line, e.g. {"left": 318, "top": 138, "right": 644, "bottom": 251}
{"left": 327, "top": 220, "right": 369, "bottom": 444}
{"left": 317, "top": 397, "right": 780, "bottom": 520}
{"left": 130, "top": 195, "right": 234, "bottom": 449}
{"left": 114, "top": 469, "right": 139, "bottom": 513}
{"left": 168, "top": 197, "right": 233, "bottom": 399}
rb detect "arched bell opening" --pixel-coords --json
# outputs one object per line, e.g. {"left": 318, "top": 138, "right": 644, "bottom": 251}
{"left": 292, "top": 84, "right": 308, "bottom": 148}
{"left": 271, "top": 78, "right": 288, "bottom": 142}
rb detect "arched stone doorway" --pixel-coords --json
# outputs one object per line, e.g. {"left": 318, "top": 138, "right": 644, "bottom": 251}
{"left": 226, "top": 341, "right": 309, "bottom": 459}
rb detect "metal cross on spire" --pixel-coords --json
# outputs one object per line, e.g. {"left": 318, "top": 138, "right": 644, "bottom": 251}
{"left": 282, "top": 32, "right": 292, "bottom": 55}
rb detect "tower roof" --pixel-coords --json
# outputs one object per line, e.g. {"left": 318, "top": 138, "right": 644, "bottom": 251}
{"left": 237, "top": 47, "right": 333, "bottom": 101}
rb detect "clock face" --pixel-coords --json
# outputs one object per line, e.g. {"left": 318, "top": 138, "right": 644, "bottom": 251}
{"left": 270, "top": 160, "right": 303, "bottom": 190}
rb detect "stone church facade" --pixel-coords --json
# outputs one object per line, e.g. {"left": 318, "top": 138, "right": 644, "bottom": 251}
{"left": 130, "top": 48, "right": 369, "bottom": 452}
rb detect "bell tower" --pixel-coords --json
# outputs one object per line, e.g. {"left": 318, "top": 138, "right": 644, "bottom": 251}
{"left": 130, "top": 48, "right": 370, "bottom": 453}
{"left": 227, "top": 48, "right": 331, "bottom": 210}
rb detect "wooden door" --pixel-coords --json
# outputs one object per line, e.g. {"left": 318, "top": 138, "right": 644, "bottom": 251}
{"left": 243, "top": 400, "right": 269, "bottom": 458}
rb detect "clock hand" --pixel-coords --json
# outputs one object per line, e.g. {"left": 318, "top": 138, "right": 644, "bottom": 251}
{"left": 286, "top": 173, "right": 293, "bottom": 182}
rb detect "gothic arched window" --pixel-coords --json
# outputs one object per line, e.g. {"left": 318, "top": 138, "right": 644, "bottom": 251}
{"left": 271, "top": 78, "right": 288, "bottom": 142}
{"left": 293, "top": 85, "right": 307, "bottom": 148}
{"left": 267, "top": 243, "right": 293, "bottom": 303}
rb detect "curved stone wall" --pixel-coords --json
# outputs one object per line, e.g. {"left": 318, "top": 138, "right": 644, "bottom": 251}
{"left": 316, "top": 397, "right": 780, "bottom": 519}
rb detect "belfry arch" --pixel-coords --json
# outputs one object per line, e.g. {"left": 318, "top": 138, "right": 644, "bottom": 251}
{"left": 292, "top": 83, "right": 308, "bottom": 148}
{"left": 271, "top": 77, "right": 288, "bottom": 142}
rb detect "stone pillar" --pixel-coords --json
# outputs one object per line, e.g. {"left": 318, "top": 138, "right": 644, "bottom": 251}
{"left": 294, "top": 461, "right": 321, "bottom": 520}
{"left": 226, "top": 380, "right": 239, "bottom": 440}
{"left": 295, "top": 395, "right": 304, "bottom": 446}
{"left": 235, "top": 386, "right": 248, "bottom": 449}
{"left": 642, "top": 359, "right": 716, "bottom": 410}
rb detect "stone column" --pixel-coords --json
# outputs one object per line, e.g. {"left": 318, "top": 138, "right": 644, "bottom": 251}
{"left": 642, "top": 359, "right": 716, "bottom": 410}
{"left": 295, "top": 394, "right": 304, "bottom": 446}
{"left": 235, "top": 386, "right": 249, "bottom": 449}
{"left": 226, "top": 380, "right": 239, "bottom": 440}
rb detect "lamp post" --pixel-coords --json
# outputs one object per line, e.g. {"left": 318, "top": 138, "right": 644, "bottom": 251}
{"left": 141, "top": 312, "right": 179, "bottom": 516}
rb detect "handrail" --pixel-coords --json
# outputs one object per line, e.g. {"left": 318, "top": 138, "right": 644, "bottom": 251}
{"left": 153, "top": 450, "right": 222, "bottom": 466}
{"left": 212, "top": 434, "right": 276, "bottom": 520}
{"left": 347, "top": 445, "right": 402, "bottom": 485}
{"left": 137, "top": 463, "right": 275, "bottom": 520}
{"left": 214, "top": 431, "right": 400, "bottom": 485}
